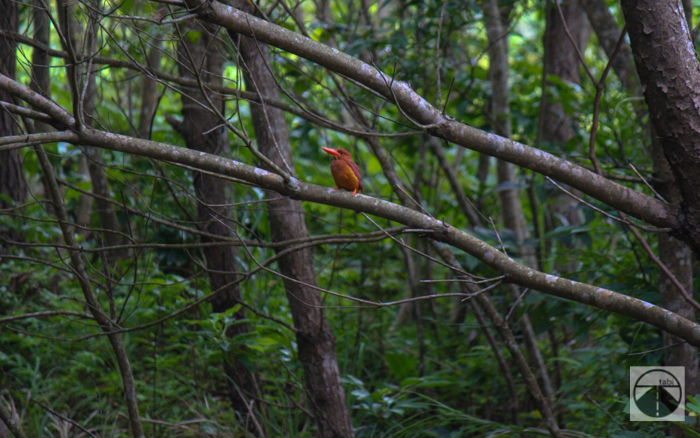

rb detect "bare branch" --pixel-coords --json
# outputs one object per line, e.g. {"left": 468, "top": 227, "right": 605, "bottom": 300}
{"left": 177, "top": 0, "right": 678, "bottom": 230}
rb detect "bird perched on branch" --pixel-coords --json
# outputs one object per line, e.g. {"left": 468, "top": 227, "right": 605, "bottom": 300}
{"left": 321, "top": 147, "right": 364, "bottom": 196}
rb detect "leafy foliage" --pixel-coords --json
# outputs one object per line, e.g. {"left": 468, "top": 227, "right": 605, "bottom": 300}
{"left": 0, "top": 0, "right": 697, "bottom": 437}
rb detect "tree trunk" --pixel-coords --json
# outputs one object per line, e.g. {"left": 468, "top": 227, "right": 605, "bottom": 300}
{"left": 654, "top": 142, "right": 698, "bottom": 437}
{"left": 580, "top": 0, "right": 640, "bottom": 93}
{"left": 138, "top": 45, "right": 162, "bottom": 140}
{"left": 29, "top": 0, "right": 51, "bottom": 134}
{"left": 621, "top": 0, "right": 700, "bottom": 255}
{"left": 483, "top": 0, "right": 533, "bottom": 265}
{"left": 483, "top": 0, "right": 558, "bottom": 412}
{"left": 585, "top": 5, "right": 699, "bottom": 434}
{"left": 540, "top": 0, "right": 590, "bottom": 148}
{"left": 0, "top": 0, "right": 27, "bottom": 258}
{"left": 539, "top": 0, "right": 590, "bottom": 272}
{"left": 232, "top": 5, "right": 355, "bottom": 436}
{"left": 428, "top": 137, "right": 481, "bottom": 227}
{"left": 56, "top": 0, "right": 124, "bottom": 252}
{"left": 0, "top": 0, "right": 26, "bottom": 209}
{"left": 171, "top": 21, "right": 262, "bottom": 419}
{"left": 682, "top": 0, "right": 692, "bottom": 30}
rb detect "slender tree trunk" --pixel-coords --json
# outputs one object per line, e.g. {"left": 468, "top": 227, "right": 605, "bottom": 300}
{"left": 432, "top": 243, "right": 561, "bottom": 437}
{"left": 320, "top": 4, "right": 554, "bottom": 425}
{"left": 471, "top": 299, "right": 520, "bottom": 425}
{"left": 0, "top": 0, "right": 26, "bottom": 209}
{"left": 56, "top": 0, "right": 124, "bottom": 252}
{"left": 540, "top": 1, "right": 590, "bottom": 149}
{"left": 483, "top": 0, "right": 558, "bottom": 410}
{"left": 539, "top": 1, "right": 591, "bottom": 242}
{"left": 476, "top": 154, "right": 491, "bottom": 189}
{"left": 138, "top": 45, "right": 162, "bottom": 140}
{"left": 33, "top": 144, "right": 146, "bottom": 438}
{"left": 395, "top": 235, "right": 423, "bottom": 327}
{"left": 30, "top": 0, "right": 51, "bottom": 134}
{"left": 580, "top": 0, "right": 640, "bottom": 93}
{"left": 29, "top": 0, "right": 69, "bottom": 226}
{"left": 536, "top": 0, "right": 592, "bottom": 412}
{"left": 232, "top": 5, "right": 355, "bottom": 435}
{"left": 0, "top": 0, "right": 27, "bottom": 258}
{"left": 483, "top": 0, "right": 532, "bottom": 264}
{"left": 171, "top": 22, "right": 262, "bottom": 420}
{"left": 538, "top": 0, "right": 590, "bottom": 303}
{"left": 428, "top": 137, "right": 481, "bottom": 227}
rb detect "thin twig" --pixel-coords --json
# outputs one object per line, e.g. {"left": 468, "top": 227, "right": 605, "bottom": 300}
{"left": 630, "top": 163, "right": 666, "bottom": 203}
{"left": 33, "top": 400, "right": 100, "bottom": 438}
{"left": 545, "top": 177, "right": 671, "bottom": 232}
{"left": 620, "top": 211, "right": 700, "bottom": 313}
{"left": 505, "top": 288, "right": 530, "bottom": 322}
{"left": 435, "top": 0, "right": 448, "bottom": 108}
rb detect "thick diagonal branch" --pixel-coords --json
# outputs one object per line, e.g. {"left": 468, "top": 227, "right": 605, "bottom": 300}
{"left": 175, "top": 0, "right": 679, "bottom": 234}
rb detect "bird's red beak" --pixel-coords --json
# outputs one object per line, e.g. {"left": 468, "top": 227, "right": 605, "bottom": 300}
{"left": 321, "top": 147, "right": 340, "bottom": 157}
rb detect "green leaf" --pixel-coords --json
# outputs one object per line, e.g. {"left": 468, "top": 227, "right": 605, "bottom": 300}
{"left": 385, "top": 353, "right": 417, "bottom": 381}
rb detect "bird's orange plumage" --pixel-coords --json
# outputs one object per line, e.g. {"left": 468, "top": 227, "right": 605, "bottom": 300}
{"left": 321, "top": 147, "right": 363, "bottom": 196}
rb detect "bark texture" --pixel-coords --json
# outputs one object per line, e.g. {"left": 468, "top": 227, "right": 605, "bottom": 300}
{"left": 587, "top": 3, "right": 699, "bottom": 428}
{"left": 232, "top": 3, "right": 354, "bottom": 435}
{"left": 653, "top": 142, "right": 698, "bottom": 435}
{"left": 621, "top": 1, "right": 700, "bottom": 254}
{"left": 0, "top": 0, "right": 26, "bottom": 208}
{"left": 173, "top": 22, "right": 261, "bottom": 416}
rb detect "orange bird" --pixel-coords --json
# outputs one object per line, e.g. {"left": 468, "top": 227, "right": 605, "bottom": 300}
{"left": 321, "top": 147, "right": 364, "bottom": 195}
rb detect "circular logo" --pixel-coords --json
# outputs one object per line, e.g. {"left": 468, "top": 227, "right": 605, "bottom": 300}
{"left": 633, "top": 369, "right": 683, "bottom": 418}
